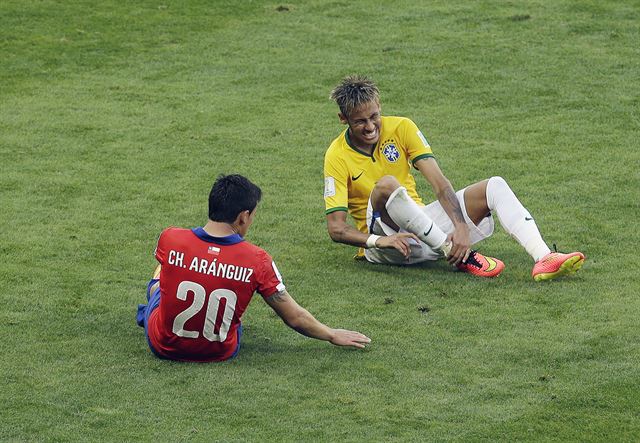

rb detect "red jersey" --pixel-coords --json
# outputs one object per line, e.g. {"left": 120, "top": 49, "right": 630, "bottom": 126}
{"left": 147, "top": 227, "right": 284, "bottom": 362}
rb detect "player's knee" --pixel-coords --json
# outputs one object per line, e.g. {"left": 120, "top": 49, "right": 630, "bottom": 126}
{"left": 374, "top": 175, "right": 401, "bottom": 200}
{"left": 488, "top": 176, "right": 508, "bottom": 190}
{"left": 486, "top": 176, "right": 515, "bottom": 211}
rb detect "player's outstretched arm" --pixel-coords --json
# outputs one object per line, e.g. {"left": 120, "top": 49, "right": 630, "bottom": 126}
{"left": 264, "top": 289, "right": 371, "bottom": 349}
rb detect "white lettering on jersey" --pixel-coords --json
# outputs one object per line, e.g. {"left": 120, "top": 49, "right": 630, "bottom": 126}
{"left": 207, "top": 260, "right": 217, "bottom": 275}
{"left": 324, "top": 176, "right": 336, "bottom": 198}
{"left": 168, "top": 250, "right": 184, "bottom": 267}
{"left": 187, "top": 256, "right": 254, "bottom": 283}
{"left": 243, "top": 268, "right": 253, "bottom": 283}
{"left": 417, "top": 130, "right": 430, "bottom": 147}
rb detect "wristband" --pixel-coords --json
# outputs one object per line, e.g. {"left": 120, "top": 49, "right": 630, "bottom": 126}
{"left": 366, "top": 234, "right": 381, "bottom": 249}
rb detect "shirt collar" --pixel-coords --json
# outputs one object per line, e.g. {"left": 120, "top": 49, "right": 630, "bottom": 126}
{"left": 191, "top": 227, "right": 244, "bottom": 245}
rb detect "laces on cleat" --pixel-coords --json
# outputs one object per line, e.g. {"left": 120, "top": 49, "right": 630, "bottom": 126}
{"left": 456, "top": 250, "right": 504, "bottom": 278}
{"left": 550, "top": 243, "right": 572, "bottom": 255}
{"left": 463, "top": 250, "right": 483, "bottom": 269}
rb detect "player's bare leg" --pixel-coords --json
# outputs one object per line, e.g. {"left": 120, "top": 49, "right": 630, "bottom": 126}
{"left": 461, "top": 180, "right": 492, "bottom": 225}
{"left": 370, "top": 175, "right": 401, "bottom": 230}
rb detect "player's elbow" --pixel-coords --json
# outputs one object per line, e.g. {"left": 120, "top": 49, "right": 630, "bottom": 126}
{"left": 327, "top": 226, "right": 342, "bottom": 243}
{"left": 327, "top": 221, "right": 345, "bottom": 243}
{"left": 326, "top": 211, "right": 350, "bottom": 243}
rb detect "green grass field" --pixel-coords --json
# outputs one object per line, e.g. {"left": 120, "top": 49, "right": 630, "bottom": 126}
{"left": 2, "top": 0, "right": 639, "bottom": 441}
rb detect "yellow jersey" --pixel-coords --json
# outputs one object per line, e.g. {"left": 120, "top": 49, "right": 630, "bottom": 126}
{"left": 323, "top": 116, "right": 434, "bottom": 234}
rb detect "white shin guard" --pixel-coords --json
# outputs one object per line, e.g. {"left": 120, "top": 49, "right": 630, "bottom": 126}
{"left": 385, "top": 186, "right": 447, "bottom": 249}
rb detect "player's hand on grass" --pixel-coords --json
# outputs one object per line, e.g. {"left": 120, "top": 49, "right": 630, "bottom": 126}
{"left": 446, "top": 226, "right": 471, "bottom": 266}
{"left": 330, "top": 329, "right": 371, "bottom": 349}
{"left": 376, "top": 233, "right": 420, "bottom": 259}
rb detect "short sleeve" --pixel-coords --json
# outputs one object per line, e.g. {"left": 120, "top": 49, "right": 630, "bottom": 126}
{"left": 154, "top": 229, "right": 169, "bottom": 264}
{"left": 255, "top": 250, "right": 286, "bottom": 298}
{"left": 399, "top": 118, "right": 434, "bottom": 166}
{"left": 324, "top": 147, "right": 349, "bottom": 214}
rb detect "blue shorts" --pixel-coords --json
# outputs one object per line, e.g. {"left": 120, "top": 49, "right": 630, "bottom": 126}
{"left": 136, "top": 278, "right": 242, "bottom": 361}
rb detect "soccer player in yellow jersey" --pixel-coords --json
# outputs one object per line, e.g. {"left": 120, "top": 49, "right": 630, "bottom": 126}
{"left": 324, "top": 75, "right": 585, "bottom": 280}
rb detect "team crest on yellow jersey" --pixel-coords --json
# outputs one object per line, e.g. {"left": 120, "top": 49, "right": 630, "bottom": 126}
{"left": 382, "top": 141, "right": 400, "bottom": 163}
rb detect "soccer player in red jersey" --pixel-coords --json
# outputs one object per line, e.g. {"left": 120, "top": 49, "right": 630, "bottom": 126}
{"left": 137, "top": 174, "right": 370, "bottom": 362}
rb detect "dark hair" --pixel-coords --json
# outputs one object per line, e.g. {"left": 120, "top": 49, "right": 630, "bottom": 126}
{"left": 330, "top": 75, "right": 380, "bottom": 118}
{"left": 208, "top": 174, "right": 262, "bottom": 223}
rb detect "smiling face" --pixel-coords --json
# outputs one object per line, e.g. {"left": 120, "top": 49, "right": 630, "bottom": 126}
{"left": 339, "top": 100, "right": 381, "bottom": 152}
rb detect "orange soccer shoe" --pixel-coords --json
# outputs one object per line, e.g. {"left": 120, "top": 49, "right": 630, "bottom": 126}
{"left": 532, "top": 250, "right": 585, "bottom": 281}
{"left": 457, "top": 250, "right": 505, "bottom": 278}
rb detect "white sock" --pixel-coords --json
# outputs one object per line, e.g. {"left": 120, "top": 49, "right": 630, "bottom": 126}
{"left": 486, "top": 176, "right": 551, "bottom": 261}
{"left": 385, "top": 186, "right": 448, "bottom": 249}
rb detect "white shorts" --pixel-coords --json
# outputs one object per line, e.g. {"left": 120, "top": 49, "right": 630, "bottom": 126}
{"left": 364, "top": 188, "right": 495, "bottom": 265}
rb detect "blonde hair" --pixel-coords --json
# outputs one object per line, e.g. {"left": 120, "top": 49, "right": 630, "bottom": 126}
{"left": 330, "top": 75, "right": 379, "bottom": 118}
